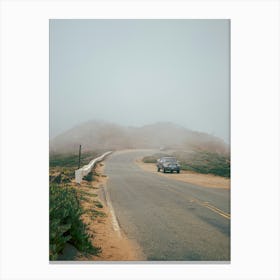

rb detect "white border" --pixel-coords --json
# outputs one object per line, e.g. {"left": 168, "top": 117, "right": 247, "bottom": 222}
{"left": 0, "top": 1, "right": 279, "bottom": 279}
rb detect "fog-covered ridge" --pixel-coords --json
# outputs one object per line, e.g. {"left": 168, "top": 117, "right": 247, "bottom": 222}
{"left": 50, "top": 120, "right": 229, "bottom": 155}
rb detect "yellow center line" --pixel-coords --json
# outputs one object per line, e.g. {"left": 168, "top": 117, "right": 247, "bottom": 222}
{"left": 168, "top": 187, "right": 230, "bottom": 220}
{"left": 194, "top": 199, "right": 230, "bottom": 220}
{"left": 202, "top": 202, "right": 231, "bottom": 217}
{"left": 153, "top": 182, "right": 231, "bottom": 220}
{"left": 202, "top": 204, "right": 230, "bottom": 219}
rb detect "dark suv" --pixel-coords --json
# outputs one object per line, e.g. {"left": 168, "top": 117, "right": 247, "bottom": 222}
{"left": 156, "top": 157, "right": 180, "bottom": 173}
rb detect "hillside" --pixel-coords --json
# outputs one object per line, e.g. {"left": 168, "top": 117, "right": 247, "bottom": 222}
{"left": 50, "top": 120, "right": 229, "bottom": 155}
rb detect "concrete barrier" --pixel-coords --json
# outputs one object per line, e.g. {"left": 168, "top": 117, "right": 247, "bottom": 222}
{"left": 75, "top": 151, "right": 112, "bottom": 184}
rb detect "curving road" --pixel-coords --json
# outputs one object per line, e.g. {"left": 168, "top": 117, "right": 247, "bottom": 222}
{"left": 104, "top": 150, "right": 230, "bottom": 261}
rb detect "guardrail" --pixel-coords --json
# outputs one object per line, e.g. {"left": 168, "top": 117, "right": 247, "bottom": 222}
{"left": 75, "top": 151, "right": 112, "bottom": 184}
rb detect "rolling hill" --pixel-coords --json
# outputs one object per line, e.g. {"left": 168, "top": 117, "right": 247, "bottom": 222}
{"left": 50, "top": 120, "right": 229, "bottom": 155}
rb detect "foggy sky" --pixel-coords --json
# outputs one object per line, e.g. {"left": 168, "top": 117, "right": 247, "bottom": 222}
{"left": 50, "top": 19, "right": 230, "bottom": 143}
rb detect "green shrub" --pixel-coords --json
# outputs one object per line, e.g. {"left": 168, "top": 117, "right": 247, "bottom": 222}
{"left": 49, "top": 184, "right": 100, "bottom": 260}
{"left": 179, "top": 151, "right": 230, "bottom": 178}
{"left": 83, "top": 171, "right": 94, "bottom": 182}
{"left": 94, "top": 201, "right": 103, "bottom": 208}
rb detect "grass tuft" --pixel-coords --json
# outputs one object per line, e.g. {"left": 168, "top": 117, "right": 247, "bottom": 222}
{"left": 83, "top": 171, "right": 95, "bottom": 182}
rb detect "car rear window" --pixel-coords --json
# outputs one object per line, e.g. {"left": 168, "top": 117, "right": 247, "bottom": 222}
{"left": 163, "top": 158, "right": 176, "bottom": 162}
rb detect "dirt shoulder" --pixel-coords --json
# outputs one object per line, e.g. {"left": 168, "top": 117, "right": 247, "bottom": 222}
{"left": 73, "top": 163, "right": 144, "bottom": 261}
{"left": 135, "top": 159, "right": 230, "bottom": 190}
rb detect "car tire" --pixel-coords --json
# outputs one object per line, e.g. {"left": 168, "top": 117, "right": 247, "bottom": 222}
{"left": 163, "top": 168, "right": 166, "bottom": 173}
{"left": 157, "top": 167, "right": 160, "bottom": 172}
{"left": 177, "top": 170, "right": 180, "bottom": 174}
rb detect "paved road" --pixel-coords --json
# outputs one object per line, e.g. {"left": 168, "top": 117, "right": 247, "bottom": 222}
{"left": 104, "top": 150, "right": 230, "bottom": 261}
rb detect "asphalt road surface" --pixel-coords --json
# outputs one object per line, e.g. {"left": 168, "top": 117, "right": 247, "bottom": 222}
{"left": 104, "top": 150, "right": 230, "bottom": 261}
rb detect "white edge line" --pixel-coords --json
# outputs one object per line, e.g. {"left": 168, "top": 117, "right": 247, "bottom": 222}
{"left": 104, "top": 183, "right": 121, "bottom": 237}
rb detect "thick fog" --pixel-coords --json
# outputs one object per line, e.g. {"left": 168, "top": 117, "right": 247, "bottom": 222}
{"left": 50, "top": 19, "right": 230, "bottom": 143}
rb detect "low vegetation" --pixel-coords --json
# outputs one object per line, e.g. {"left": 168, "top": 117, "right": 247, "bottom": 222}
{"left": 49, "top": 152, "right": 98, "bottom": 183}
{"left": 142, "top": 153, "right": 171, "bottom": 163}
{"left": 83, "top": 171, "right": 95, "bottom": 182}
{"left": 49, "top": 151, "right": 99, "bottom": 168}
{"left": 49, "top": 152, "right": 104, "bottom": 260}
{"left": 143, "top": 150, "right": 230, "bottom": 178}
{"left": 49, "top": 184, "right": 101, "bottom": 260}
{"left": 179, "top": 151, "right": 230, "bottom": 178}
